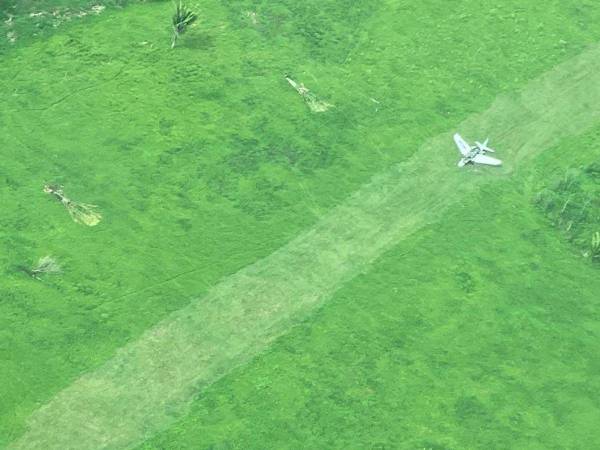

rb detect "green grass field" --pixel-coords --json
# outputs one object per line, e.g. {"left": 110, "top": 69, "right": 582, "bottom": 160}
{"left": 2, "top": 1, "right": 600, "bottom": 448}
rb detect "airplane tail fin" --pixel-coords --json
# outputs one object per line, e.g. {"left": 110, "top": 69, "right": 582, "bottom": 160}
{"left": 476, "top": 138, "right": 495, "bottom": 153}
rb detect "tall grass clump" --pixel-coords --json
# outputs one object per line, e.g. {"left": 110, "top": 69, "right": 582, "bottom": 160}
{"left": 590, "top": 232, "right": 600, "bottom": 261}
{"left": 535, "top": 165, "right": 600, "bottom": 264}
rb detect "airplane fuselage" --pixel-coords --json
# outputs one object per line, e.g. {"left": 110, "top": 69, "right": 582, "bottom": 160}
{"left": 467, "top": 146, "right": 481, "bottom": 158}
{"left": 458, "top": 146, "right": 483, "bottom": 166}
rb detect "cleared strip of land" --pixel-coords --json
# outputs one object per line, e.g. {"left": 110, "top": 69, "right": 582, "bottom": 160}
{"left": 10, "top": 44, "right": 600, "bottom": 450}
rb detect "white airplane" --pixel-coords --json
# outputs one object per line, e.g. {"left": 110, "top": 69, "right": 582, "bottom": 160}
{"left": 454, "top": 133, "right": 502, "bottom": 167}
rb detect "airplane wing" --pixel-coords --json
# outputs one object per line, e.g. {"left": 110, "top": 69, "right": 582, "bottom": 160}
{"left": 472, "top": 154, "right": 502, "bottom": 166}
{"left": 453, "top": 133, "right": 471, "bottom": 156}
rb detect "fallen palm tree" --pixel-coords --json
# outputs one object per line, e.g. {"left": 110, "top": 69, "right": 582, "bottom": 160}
{"left": 20, "top": 256, "right": 62, "bottom": 279}
{"left": 285, "top": 76, "right": 333, "bottom": 113}
{"left": 44, "top": 184, "right": 102, "bottom": 226}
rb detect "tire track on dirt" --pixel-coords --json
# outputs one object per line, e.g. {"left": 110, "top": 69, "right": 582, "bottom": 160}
{"left": 9, "top": 44, "right": 600, "bottom": 450}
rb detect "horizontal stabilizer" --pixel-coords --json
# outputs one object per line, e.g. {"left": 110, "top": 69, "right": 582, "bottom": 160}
{"left": 472, "top": 154, "right": 502, "bottom": 166}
